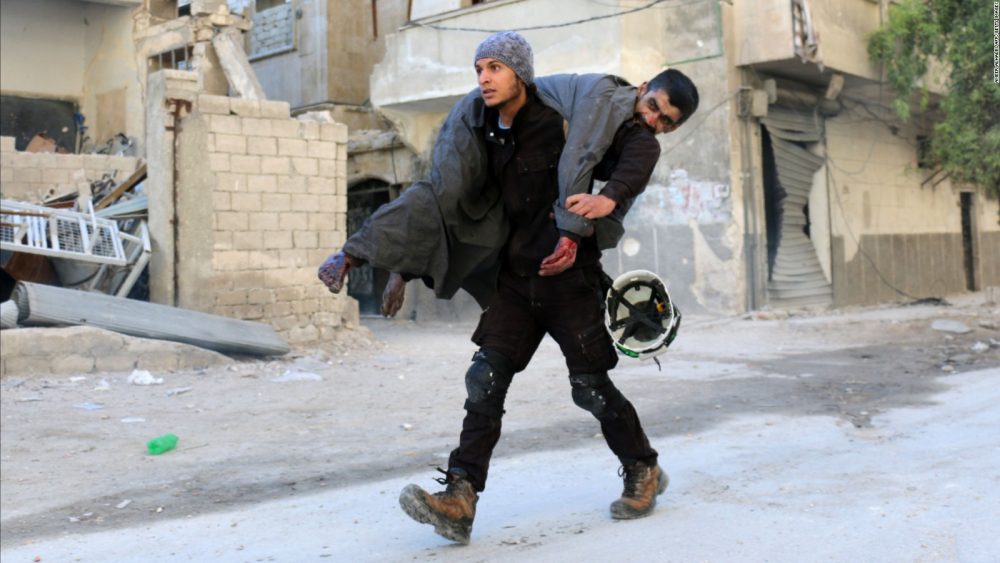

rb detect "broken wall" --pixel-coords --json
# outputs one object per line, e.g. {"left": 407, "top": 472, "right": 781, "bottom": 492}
{"left": 145, "top": 70, "right": 355, "bottom": 343}
{"left": 0, "top": 137, "right": 139, "bottom": 203}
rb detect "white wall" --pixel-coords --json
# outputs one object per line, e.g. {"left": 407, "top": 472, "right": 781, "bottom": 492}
{"left": 0, "top": 0, "right": 86, "bottom": 99}
{"left": 82, "top": 2, "right": 144, "bottom": 150}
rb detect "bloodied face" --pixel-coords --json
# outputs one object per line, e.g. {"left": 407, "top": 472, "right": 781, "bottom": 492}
{"left": 475, "top": 57, "right": 525, "bottom": 110}
{"left": 634, "top": 82, "right": 684, "bottom": 135}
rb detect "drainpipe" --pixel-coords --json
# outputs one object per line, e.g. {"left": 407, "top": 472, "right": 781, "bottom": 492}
{"left": 165, "top": 98, "right": 192, "bottom": 307}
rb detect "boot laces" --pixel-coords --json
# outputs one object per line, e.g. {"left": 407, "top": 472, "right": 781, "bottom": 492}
{"left": 433, "top": 467, "right": 467, "bottom": 495}
{"left": 619, "top": 463, "right": 648, "bottom": 497}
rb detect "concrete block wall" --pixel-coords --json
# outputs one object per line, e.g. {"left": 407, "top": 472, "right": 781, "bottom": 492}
{"left": 0, "top": 136, "right": 139, "bottom": 203}
{"left": 182, "top": 94, "right": 355, "bottom": 344}
{"left": 250, "top": 3, "right": 294, "bottom": 58}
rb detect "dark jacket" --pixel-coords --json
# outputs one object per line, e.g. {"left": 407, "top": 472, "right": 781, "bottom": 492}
{"left": 343, "top": 74, "right": 651, "bottom": 307}
{"left": 484, "top": 93, "right": 566, "bottom": 276}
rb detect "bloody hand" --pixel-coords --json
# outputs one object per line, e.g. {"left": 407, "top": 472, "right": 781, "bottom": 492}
{"left": 317, "top": 251, "right": 355, "bottom": 293}
{"left": 539, "top": 236, "right": 578, "bottom": 277}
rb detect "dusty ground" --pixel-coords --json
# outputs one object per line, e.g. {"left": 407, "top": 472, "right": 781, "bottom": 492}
{"left": 1, "top": 293, "right": 998, "bottom": 552}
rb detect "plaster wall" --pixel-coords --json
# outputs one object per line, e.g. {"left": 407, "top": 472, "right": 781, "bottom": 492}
{"left": 0, "top": 0, "right": 86, "bottom": 100}
{"left": 82, "top": 3, "right": 146, "bottom": 152}
{"left": 825, "top": 108, "right": 1000, "bottom": 305}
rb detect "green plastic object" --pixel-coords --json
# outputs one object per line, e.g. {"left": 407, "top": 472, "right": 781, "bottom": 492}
{"left": 147, "top": 433, "right": 179, "bottom": 455}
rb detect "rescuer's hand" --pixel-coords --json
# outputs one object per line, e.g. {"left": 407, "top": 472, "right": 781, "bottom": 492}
{"left": 566, "top": 193, "right": 616, "bottom": 219}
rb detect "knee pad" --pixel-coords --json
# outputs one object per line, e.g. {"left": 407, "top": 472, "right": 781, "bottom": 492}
{"left": 570, "top": 372, "right": 626, "bottom": 422}
{"left": 464, "top": 349, "right": 514, "bottom": 419}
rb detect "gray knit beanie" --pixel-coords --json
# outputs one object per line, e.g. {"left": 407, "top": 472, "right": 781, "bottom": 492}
{"left": 473, "top": 31, "right": 534, "bottom": 85}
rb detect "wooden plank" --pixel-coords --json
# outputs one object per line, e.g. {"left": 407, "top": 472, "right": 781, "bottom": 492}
{"left": 94, "top": 163, "right": 148, "bottom": 211}
{"left": 12, "top": 282, "right": 288, "bottom": 356}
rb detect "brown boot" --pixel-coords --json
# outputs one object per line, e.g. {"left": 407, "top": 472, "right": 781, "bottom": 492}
{"left": 399, "top": 468, "right": 479, "bottom": 544}
{"left": 317, "top": 251, "right": 360, "bottom": 293}
{"left": 609, "top": 461, "right": 669, "bottom": 519}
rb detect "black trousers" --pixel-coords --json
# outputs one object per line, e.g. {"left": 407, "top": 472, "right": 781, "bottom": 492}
{"left": 448, "top": 267, "right": 658, "bottom": 491}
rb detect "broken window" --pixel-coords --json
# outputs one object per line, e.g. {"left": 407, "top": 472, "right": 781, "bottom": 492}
{"left": 147, "top": 46, "right": 195, "bottom": 72}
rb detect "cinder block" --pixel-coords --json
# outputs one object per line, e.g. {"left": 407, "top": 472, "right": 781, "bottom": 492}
{"left": 242, "top": 118, "right": 272, "bottom": 136}
{"left": 247, "top": 288, "right": 276, "bottom": 305}
{"left": 134, "top": 354, "right": 179, "bottom": 372}
{"left": 3, "top": 355, "right": 52, "bottom": 375}
{"left": 53, "top": 154, "right": 84, "bottom": 169}
{"left": 230, "top": 98, "right": 261, "bottom": 117}
{"left": 275, "top": 286, "right": 302, "bottom": 301}
{"left": 232, "top": 192, "right": 262, "bottom": 211}
{"left": 253, "top": 211, "right": 280, "bottom": 230}
{"left": 318, "top": 195, "right": 338, "bottom": 211}
{"left": 95, "top": 355, "right": 138, "bottom": 373}
{"left": 266, "top": 302, "right": 294, "bottom": 318}
{"left": 247, "top": 174, "right": 277, "bottom": 192}
{"left": 216, "top": 289, "right": 249, "bottom": 306}
{"left": 234, "top": 304, "right": 265, "bottom": 320}
{"left": 209, "top": 152, "right": 231, "bottom": 172}
{"left": 13, "top": 168, "right": 41, "bottom": 183}
{"left": 307, "top": 176, "right": 335, "bottom": 194}
{"left": 215, "top": 172, "right": 248, "bottom": 191}
{"left": 229, "top": 155, "right": 261, "bottom": 174}
{"left": 261, "top": 156, "right": 291, "bottom": 174}
{"left": 215, "top": 133, "right": 247, "bottom": 154}
{"left": 269, "top": 119, "right": 300, "bottom": 138}
{"left": 307, "top": 140, "right": 336, "bottom": 159}
{"left": 266, "top": 230, "right": 293, "bottom": 249}
{"left": 210, "top": 114, "right": 242, "bottom": 135}
{"left": 318, "top": 159, "right": 337, "bottom": 178}
{"left": 320, "top": 123, "right": 348, "bottom": 143}
{"left": 286, "top": 324, "right": 320, "bottom": 344}
{"left": 247, "top": 136, "right": 277, "bottom": 156}
{"left": 0, "top": 167, "right": 13, "bottom": 183}
{"left": 270, "top": 314, "right": 299, "bottom": 331}
{"left": 51, "top": 354, "right": 96, "bottom": 374}
{"left": 277, "top": 138, "right": 308, "bottom": 157}
{"left": 217, "top": 211, "right": 249, "bottom": 230}
{"left": 232, "top": 270, "right": 266, "bottom": 290}
{"left": 278, "top": 212, "right": 307, "bottom": 230}
{"left": 307, "top": 212, "right": 337, "bottom": 231}
{"left": 337, "top": 145, "right": 347, "bottom": 161}
{"left": 198, "top": 94, "right": 232, "bottom": 115}
{"left": 262, "top": 193, "right": 291, "bottom": 211}
{"left": 214, "top": 230, "right": 233, "bottom": 250}
{"left": 0, "top": 136, "right": 15, "bottom": 151}
{"left": 41, "top": 168, "right": 71, "bottom": 184}
{"left": 213, "top": 250, "right": 250, "bottom": 271}
{"left": 260, "top": 100, "right": 291, "bottom": 119}
{"left": 276, "top": 174, "right": 307, "bottom": 193}
{"left": 290, "top": 194, "right": 319, "bottom": 212}
{"left": 291, "top": 157, "right": 318, "bottom": 176}
{"left": 293, "top": 230, "right": 319, "bottom": 249}
{"left": 299, "top": 122, "right": 320, "bottom": 140}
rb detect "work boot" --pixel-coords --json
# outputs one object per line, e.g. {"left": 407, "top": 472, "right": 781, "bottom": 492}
{"left": 609, "top": 461, "right": 669, "bottom": 519}
{"left": 317, "top": 251, "right": 360, "bottom": 293}
{"left": 381, "top": 272, "right": 406, "bottom": 317}
{"left": 399, "top": 468, "right": 478, "bottom": 544}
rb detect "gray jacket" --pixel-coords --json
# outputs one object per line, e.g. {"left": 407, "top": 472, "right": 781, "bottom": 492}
{"left": 343, "top": 73, "right": 639, "bottom": 307}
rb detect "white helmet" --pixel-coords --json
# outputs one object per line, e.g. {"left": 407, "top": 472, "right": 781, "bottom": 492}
{"left": 604, "top": 270, "right": 681, "bottom": 360}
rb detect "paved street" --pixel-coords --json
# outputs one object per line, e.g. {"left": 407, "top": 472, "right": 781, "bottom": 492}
{"left": 2, "top": 294, "right": 999, "bottom": 562}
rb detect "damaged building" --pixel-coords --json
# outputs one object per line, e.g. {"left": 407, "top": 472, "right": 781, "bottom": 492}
{"left": 1, "top": 0, "right": 357, "bottom": 346}
{"left": 363, "top": 0, "right": 998, "bottom": 317}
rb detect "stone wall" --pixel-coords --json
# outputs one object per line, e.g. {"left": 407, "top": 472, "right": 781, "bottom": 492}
{"left": 172, "top": 93, "right": 355, "bottom": 344}
{"left": 0, "top": 136, "right": 139, "bottom": 203}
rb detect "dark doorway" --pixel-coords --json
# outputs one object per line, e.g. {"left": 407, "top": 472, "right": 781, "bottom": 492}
{"left": 346, "top": 180, "right": 393, "bottom": 316}
{"left": 760, "top": 126, "right": 784, "bottom": 280}
{"left": 960, "top": 192, "right": 977, "bottom": 291}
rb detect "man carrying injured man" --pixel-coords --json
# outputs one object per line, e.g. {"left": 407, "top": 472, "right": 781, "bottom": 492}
{"left": 318, "top": 31, "right": 699, "bottom": 544}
